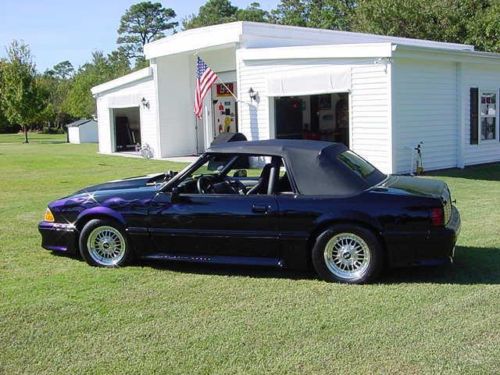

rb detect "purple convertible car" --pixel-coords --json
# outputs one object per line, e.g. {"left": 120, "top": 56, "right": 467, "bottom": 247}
{"left": 39, "top": 140, "right": 461, "bottom": 283}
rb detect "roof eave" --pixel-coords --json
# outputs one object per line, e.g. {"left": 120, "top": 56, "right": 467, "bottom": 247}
{"left": 91, "top": 67, "right": 153, "bottom": 96}
{"left": 393, "top": 44, "right": 500, "bottom": 63}
{"left": 144, "top": 22, "right": 243, "bottom": 60}
{"left": 238, "top": 42, "right": 395, "bottom": 61}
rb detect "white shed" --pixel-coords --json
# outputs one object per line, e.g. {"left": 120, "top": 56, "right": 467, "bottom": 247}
{"left": 67, "top": 119, "right": 98, "bottom": 144}
{"left": 92, "top": 22, "right": 500, "bottom": 174}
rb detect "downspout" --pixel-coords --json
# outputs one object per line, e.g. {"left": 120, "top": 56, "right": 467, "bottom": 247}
{"left": 388, "top": 44, "right": 397, "bottom": 174}
{"left": 456, "top": 62, "right": 465, "bottom": 168}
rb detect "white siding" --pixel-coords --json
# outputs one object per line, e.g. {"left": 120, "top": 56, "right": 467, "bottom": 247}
{"left": 154, "top": 48, "right": 237, "bottom": 157}
{"left": 392, "top": 58, "right": 459, "bottom": 173}
{"left": 155, "top": 54, "right": 199, "bottom": 157}
{"left": 462, "top": 63, "right": 500, "bottom": 166}
{"left": 95, "top": 77, "right": 157, "bottom": 155}
{"left": 78, "top": 122, "right": 98, "bottom": 143}
{"left": 236, "top": 54, "right": 392, "bottom": 173}
{"left": 68, "top": 127, "right": 80, "bottom": 144}
{"left": 350, "top": 64, "right": 392, "bottom": 173}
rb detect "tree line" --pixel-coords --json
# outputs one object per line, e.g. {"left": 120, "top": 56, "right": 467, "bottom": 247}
{"left": 1, "top": 0, "right": 498, "bottom": 141}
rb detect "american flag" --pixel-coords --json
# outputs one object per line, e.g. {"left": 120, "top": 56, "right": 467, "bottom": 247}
{"left": 194, "top": 57, "right": 218, "bottom": 119}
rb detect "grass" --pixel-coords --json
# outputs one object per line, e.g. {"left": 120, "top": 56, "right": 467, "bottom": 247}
{"left": 1, "top": 133, "right": 499, "bottom": 374}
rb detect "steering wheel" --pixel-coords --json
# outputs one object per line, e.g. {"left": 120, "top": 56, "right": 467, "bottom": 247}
{"left": 197, "top": 175, "right": 215, "bottom": 194}
{"left": 231, "top": 179, "right": 247, "bottom": 195}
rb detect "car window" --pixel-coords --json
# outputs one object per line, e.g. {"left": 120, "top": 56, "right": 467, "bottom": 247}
{"left": 180, "top": 154, "right": 232, "bottom": 179}
{"left": 225, "top": 155, "right": 269, "bottom": 178}
{"left": 175, "top": 154, "right": 285, "bottom": 196}
{"left": 337, "top": 150, "right": 376, "bottom": 179}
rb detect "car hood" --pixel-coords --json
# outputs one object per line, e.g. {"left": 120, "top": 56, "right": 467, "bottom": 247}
{"left": 74, "top": 173, "right": 165, "bottom": 195}
{"left": 377, "top": 175, "right": 447, "bottom": 198}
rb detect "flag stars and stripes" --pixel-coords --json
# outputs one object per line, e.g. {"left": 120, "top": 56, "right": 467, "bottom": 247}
{"left": 194, "top": 56, "right": 218, "bottom": 119}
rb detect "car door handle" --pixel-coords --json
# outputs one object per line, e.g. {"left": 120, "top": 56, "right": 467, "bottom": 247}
{"left": 252, "top": 204, "right": 271, "bottom": 214}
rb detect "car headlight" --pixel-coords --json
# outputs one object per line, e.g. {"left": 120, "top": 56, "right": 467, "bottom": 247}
{"left": 44, "top": 208, "right": 55, "bottom": 222}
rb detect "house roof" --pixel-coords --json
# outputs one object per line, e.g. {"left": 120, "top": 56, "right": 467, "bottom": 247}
{"left": 91, "top": 67, "right": 153, "bottom": 96}
{"left": 144, "top": 21, "right": 476, "bottom": 60}
{"left": 66, "top": 119, "right": 97, "bottom": 128}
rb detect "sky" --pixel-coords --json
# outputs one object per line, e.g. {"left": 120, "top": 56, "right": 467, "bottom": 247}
{"left": 0, "top": 0, "right": 279, "bottom": 72}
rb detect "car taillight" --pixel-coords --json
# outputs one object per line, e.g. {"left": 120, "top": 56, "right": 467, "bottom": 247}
{"left": 430, "top": 207, "right": 444, "bottom": 227}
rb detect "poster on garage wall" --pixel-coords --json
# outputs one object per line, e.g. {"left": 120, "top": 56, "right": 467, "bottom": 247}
{"left": 213, "top": 83, "right": 238, "bottom": 135}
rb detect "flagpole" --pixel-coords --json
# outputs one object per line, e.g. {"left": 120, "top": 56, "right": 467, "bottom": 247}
{"left": 194, "top": 114, "right": 199, "bottom": 155}
{"left": 193, "top": 51, "right": 243, "bottom": 103}
{"left": 216, "top": 78, "right": 239, "bottom": 102}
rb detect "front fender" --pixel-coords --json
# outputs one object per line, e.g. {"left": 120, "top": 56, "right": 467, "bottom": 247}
{"left": 75, "top": 206, "right": 127, "bottom": 229}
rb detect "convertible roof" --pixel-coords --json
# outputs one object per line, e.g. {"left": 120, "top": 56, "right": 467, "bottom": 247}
{"left": 207, "top": 139, "right": 385, "bottom": 196}
{"left": 207, "top": 139, "right": 346, "bottom": 156}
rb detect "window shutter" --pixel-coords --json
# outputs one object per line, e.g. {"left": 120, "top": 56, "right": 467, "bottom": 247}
{"left": 470, "top": 88, "right": 479, "bottom": 145}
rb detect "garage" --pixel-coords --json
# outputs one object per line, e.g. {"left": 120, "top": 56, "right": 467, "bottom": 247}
{"left": 274, "top": 93, "right": 349, "bottom": 146}
{"left": 92, "top": 22, "right": 500, "bottom": 173}
{"left": 91, "top": 67, "right": 157, "bottom": 157}
{"left": 112, "top": 107, "right": 141, "bottom": 152}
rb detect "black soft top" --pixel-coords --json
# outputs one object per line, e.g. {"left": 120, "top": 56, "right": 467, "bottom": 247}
{"left": 207, "top": 139, "right": 385, "bottom": 196}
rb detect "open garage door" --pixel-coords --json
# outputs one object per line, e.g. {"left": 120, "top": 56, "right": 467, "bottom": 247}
{"left": 274, "top": 93, "right": 349, "bottom": 146}
{"left": 112, "top": 107, "right": 141, "bottom": 152}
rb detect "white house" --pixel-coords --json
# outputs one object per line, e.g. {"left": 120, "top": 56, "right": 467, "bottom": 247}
{"left": 91, "top": 21, "right": 500, "bottom": 174}
{"left": 67, "top": 119, "right": 98, "bottom": 144}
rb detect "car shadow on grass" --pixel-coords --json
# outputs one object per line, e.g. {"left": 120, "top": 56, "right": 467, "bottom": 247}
{"left": 137, "top": 245, "right": 500, "bottom": 285}
{"left": 382, "top": 246, "right": 500, "bottom": 285}
{"left": 140, "top": 259, "right": 317, "bottom": 281}
{"left": 52, "top": 245, "right": 499, "bottom": 284}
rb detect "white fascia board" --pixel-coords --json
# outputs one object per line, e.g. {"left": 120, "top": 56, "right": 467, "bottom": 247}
{"left": 239, "top": 43, "right": 394, "bottom": 61}
{"left": 91, "top": 67, "right": 153, "bottom": 96}
{"left": 144, "top": 22, "right": 243, "bottom": 59}
{"left": 241, "top": 22, "right": 473, "bottom": 51}
{"left": 143, "top": 20, "right": 474, "bottom": 60}
{"left": 393, "top": 44, "right": 500, "bottom": 64}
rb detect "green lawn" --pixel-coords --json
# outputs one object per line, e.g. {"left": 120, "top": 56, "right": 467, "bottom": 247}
{"left": 0, "top": 134, "right": 499, "bottom": 374}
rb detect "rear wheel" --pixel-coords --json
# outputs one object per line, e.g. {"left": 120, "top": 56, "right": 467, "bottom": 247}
{"left": 79, "top": 219, "right": 133, "bottom": 267}
{"left": 312, "top": 225, "right": 383, "bottom": 284}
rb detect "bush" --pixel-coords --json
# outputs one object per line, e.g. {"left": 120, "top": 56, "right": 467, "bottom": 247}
{"left": 0, "top": 123, "right": 21, "bottom": 133}
{"left": 41, "top": 127, "right": 65, "bottom": 134}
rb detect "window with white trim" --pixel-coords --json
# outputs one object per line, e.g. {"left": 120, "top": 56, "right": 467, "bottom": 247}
{"left": 479, "top": 90, "right": 497, "bottom": 141}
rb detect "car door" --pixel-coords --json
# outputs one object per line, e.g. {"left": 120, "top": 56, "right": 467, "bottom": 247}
{"left": 148, "top": 190, "right": 281, "bottom": 262}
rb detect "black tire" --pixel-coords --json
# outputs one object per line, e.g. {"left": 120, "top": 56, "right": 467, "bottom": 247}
{"left": 79, "top": 219, "right": 133, "bottom": 267}
{"left": 311, "top": 224, "right": 383, "bottom": 284}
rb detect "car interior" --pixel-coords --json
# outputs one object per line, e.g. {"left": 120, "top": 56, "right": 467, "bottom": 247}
{"left": 174, "top": 154, "right": 294, "bottom": 196}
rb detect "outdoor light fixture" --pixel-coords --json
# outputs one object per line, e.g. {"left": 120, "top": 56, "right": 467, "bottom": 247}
{"left": 248, "top": 87, "right": 259, "bottom": 102}
{"left": 141, "top": 97, "right": 150, "bottom": 108}
{"left": 374, "top": 57, "right": 393, "bottom": 73}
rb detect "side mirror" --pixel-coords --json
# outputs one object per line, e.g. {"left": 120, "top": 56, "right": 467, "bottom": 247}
{"left": 171, "top": 186, "right": 180, "bottom": 202}
{"left": 165, "top": 170, "right": 178, "bottom": 180}
{"left": 233, "top": 169, "right": 247, "bottom": 178}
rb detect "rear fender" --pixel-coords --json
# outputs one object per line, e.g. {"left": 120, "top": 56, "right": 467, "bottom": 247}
{"left": 313, "top": 210, "right": 383, "bottom": 234}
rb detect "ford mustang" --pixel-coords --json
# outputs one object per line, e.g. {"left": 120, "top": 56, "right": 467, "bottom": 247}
{"left": 38, "top": 140, "right": 461, "bottom": 283}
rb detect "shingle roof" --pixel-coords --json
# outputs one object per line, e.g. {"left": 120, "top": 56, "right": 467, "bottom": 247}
{"left": 66, "top": 119, "right": 96, "bottom": 128}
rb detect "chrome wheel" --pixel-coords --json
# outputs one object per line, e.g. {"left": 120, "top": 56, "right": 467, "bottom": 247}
{"left": 323, "top": 232, "right": 371, "bottom": 280}
{"left": 87, "top": 226, "right": 126, "bottom": 266}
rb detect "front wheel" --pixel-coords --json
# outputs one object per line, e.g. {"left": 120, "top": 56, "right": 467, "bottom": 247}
{"left": 311, "top": 225, "right": 383, "bottom": 284}
{"left": 79, "top": 219, "right": 133, "bottom": 267}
